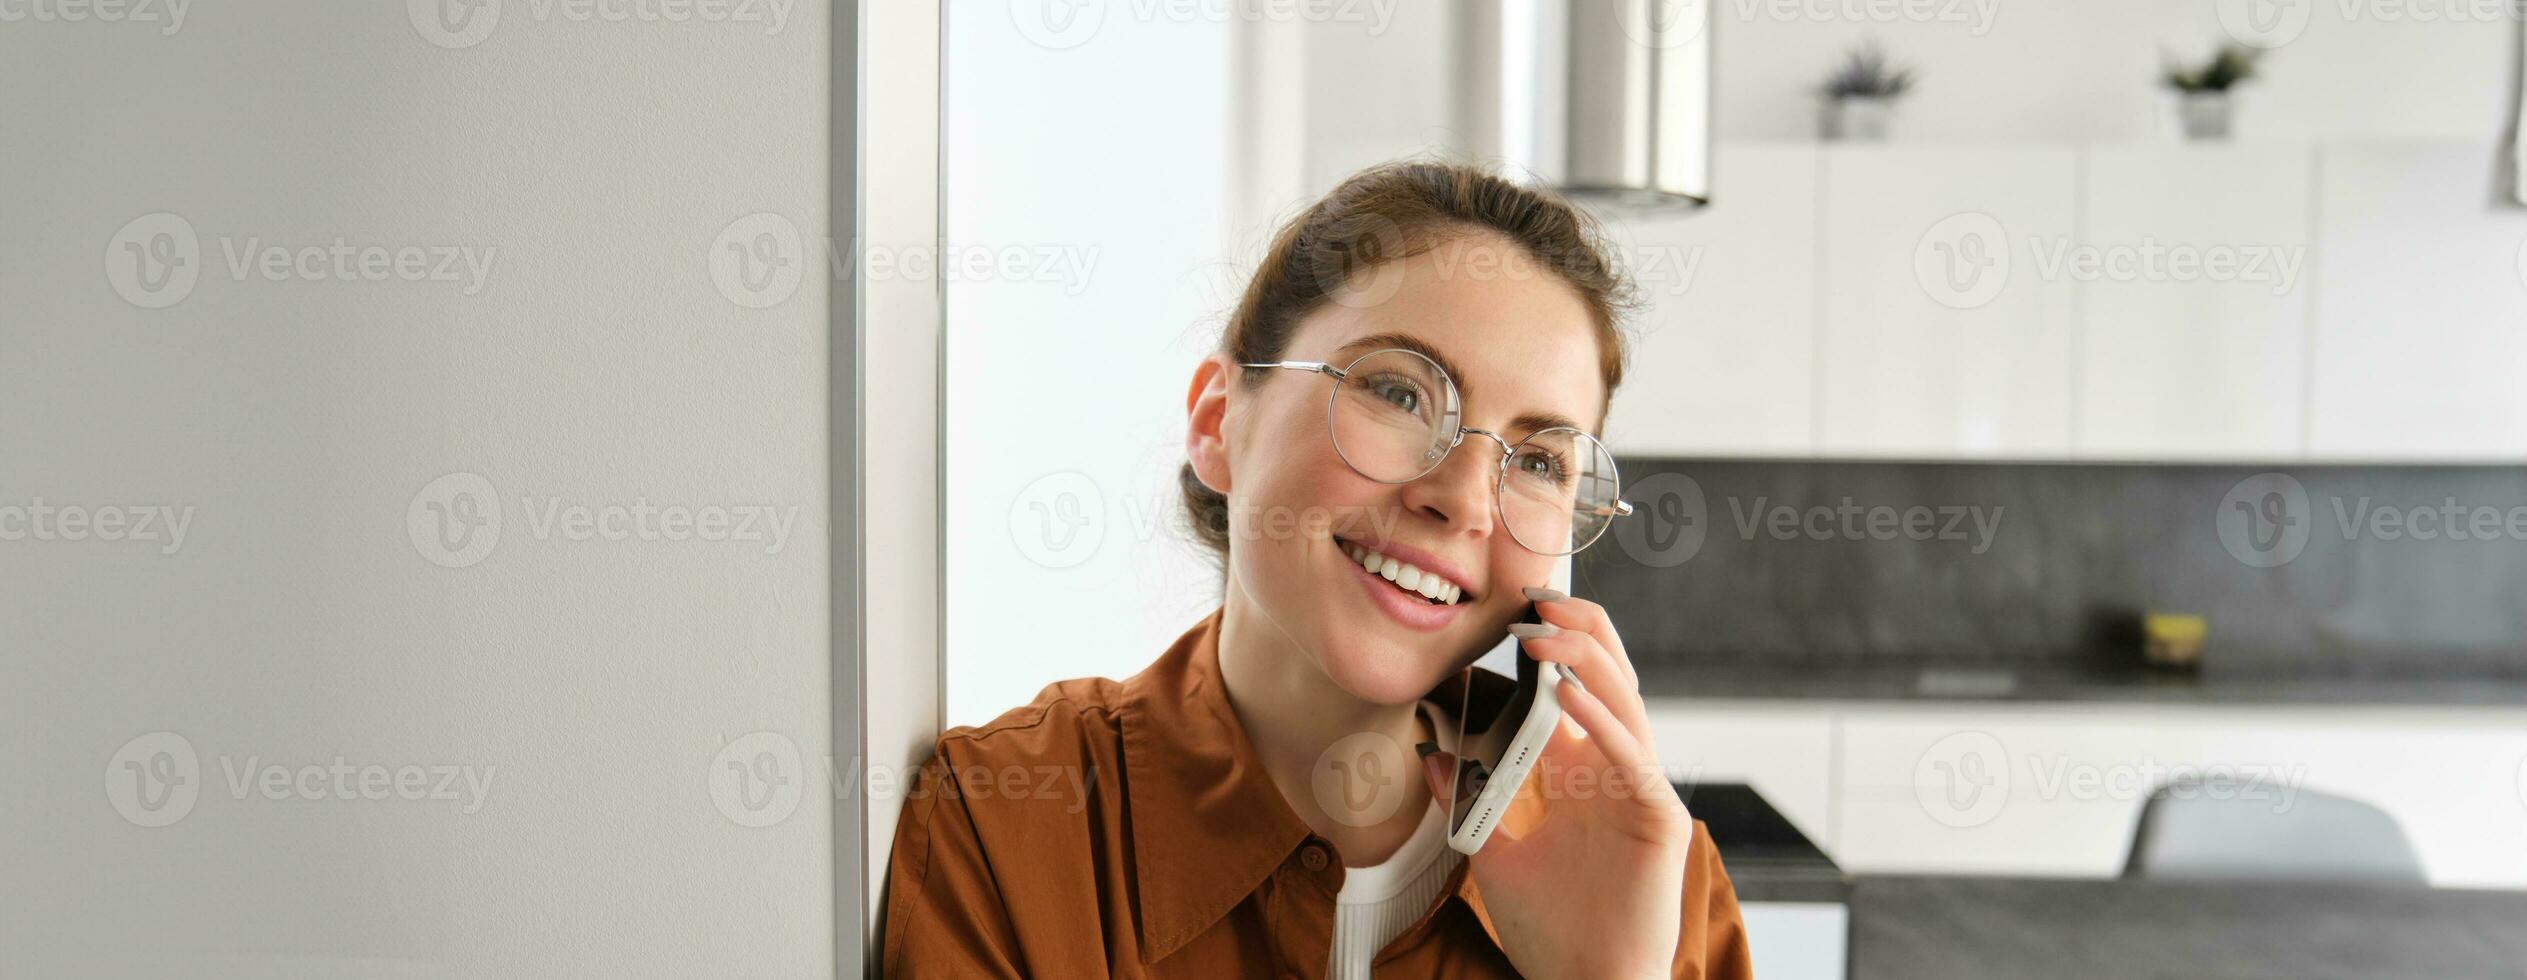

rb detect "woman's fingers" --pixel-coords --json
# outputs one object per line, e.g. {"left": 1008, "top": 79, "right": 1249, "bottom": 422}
{"left": 1516, "top": 626, "right": 1656, "bottom": 756}
{"left": 1530, "top": 593, "right": 1639, "bottom": 690}
{"left": 1554, "top": 678, "right": 1651, "bottom": 774}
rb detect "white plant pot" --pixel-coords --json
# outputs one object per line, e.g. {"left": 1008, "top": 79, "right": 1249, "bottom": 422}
{"left": 2173, "top": 92, "right": 2235, "bottom": 141}
{"left": 1822, "top": 97, "right": 1896, "bottom": 142}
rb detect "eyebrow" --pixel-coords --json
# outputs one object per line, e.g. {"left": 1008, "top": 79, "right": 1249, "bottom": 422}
{"left": 1332, "top": 331, "right": 1588, "bottom": 439}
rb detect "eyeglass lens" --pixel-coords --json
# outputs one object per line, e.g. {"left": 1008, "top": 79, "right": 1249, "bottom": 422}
{"left": 1324, "top": 349, "right": 1621, "bottom": 555}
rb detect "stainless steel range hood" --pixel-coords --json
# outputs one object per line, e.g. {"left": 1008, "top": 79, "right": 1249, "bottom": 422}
{"left": 1454, "top": 0, "right": 1714, "bottom": 211}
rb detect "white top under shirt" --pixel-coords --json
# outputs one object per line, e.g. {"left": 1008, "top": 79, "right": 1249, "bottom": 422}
{"left": 1326, "top": 699, "right": 1466, "bottom": 980}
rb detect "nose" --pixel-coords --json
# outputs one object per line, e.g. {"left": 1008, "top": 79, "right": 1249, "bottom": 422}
{"left": 1397, "top": 429, "right": 1501, "bottom": 538}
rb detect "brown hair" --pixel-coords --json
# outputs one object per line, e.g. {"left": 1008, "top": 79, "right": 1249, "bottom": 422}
{"left": 1178, "top": 158, "right": 1638, "bottom": 568}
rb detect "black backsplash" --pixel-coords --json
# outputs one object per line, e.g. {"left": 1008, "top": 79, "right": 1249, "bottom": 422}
{"left": 1575, "top": 459, "right": 2527, "bottom": 677}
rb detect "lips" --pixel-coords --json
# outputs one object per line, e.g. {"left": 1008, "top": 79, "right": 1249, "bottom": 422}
{"left": 1342, "top": 540, "right": 1466, "bottom": 605}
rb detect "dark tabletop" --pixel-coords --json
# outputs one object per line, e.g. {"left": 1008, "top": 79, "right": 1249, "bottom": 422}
{"left": 1638, "top": 662, "right": 2527, "bottom": 706}
{"left": 1679, "top": 782, "right": 1849, "bottom": 904}
{"left": 1850, "top": 875, "right": 2527, "bottom": 980}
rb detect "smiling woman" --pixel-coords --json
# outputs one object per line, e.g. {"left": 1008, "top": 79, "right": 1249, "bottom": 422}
{"left": 883, "top": 160, "right": 1752, "bottom": 979}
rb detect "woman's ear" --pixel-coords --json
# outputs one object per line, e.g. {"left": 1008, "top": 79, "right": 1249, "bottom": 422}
{"left": 1185, "top": 354, "right": 1236, "bottom": 496}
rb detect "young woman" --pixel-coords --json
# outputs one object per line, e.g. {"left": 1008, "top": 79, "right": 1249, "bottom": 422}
{"left": 883, "top": 161, "right": 1752, "bottom": 979}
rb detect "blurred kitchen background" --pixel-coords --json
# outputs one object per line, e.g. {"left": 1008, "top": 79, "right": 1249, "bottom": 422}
{"left": 958, "top": 2, "right": 2527, "bottom": 977}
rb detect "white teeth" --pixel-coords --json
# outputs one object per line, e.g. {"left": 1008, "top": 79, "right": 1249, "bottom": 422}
{"left": 1342, "top": 542, "right": 1465, "bottom": 606}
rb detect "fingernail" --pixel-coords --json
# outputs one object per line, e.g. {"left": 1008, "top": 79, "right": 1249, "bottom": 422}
{"left": 1415, "top": 740, "right": 1438, "bottom": 759}
{"left": 1507, "top": 622, "right": 1559, "bottom": 640}
{"left": 1522, "top": 586, "right": 1567, "bottom": 602}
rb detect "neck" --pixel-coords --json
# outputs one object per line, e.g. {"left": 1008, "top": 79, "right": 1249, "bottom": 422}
{"left": 1215, "top": 583, "right": 1436, "bottom": 868}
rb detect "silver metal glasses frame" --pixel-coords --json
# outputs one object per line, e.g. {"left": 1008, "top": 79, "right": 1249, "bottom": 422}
{"left": 1239, "top": 348, "right": 1636, "bottom": 555}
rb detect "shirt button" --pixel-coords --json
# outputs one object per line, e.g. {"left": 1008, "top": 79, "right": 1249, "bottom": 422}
{"left": 1299, "top": 842, "right": 1331, "bottom": 872}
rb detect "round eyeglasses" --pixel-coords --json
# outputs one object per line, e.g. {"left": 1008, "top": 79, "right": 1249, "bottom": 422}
{"left": 1241, "top": 347, "right": 1634, "bottom": 556}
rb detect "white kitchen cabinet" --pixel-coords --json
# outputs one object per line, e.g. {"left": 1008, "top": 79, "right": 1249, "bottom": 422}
{"left": 1604, "top": 144, "right": 1821, "bottom": 458}
{"left": 1830, "top": 704, "right": 2527, "bottom": 888}
{"left": 1653, "top": 699, "right": 2527, "bottom": 889}
{"left": 1816, "top": 146, "right": 2082, "bottom": 457}
{"left": 2306, "top": 142, "right": 2527, "bottom": 460}
{"left": 2074, "top": 146, "right": 2314, "bottom": 460}
{"left": 1646, "top": 701, "right": 1839, "bottom": 850}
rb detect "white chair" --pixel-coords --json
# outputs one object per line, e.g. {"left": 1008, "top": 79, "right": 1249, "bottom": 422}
{"left": 2123, "top": 780, "right": 2426, "bottom": 885}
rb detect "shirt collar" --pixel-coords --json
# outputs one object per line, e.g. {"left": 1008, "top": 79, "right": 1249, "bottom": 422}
{"left": 1119, "top": 607, "right": 1317, "bottom": 963}
{"left": 1119, "top": 607, "right": 1512, "bottom": 963}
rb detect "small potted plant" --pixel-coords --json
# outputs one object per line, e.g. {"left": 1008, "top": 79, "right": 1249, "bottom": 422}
{"left": 1819, "top": 42, "right": 1916, "bottom": 142}
{"left": 2162, "top": 44, "right": 2262, "bottom": 141}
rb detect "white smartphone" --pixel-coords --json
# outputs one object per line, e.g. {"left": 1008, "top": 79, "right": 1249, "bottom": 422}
{"left": 1441, "top": 555, "right": 1579, "bottom": 855}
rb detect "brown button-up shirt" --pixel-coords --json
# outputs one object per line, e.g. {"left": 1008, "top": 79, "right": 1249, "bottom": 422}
{"left": 880, "top": 607, "right": 1755, "bottom": 978}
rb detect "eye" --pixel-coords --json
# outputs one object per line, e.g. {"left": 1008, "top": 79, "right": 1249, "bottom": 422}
{"left": 1365, "top": 377, "right": 1421, "bottom": 414}
{"left": 1513, "top": 447, "right": 1570, "bottom": 484}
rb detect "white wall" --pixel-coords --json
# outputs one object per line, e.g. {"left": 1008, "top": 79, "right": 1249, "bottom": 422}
{"left": 942, "top": 5, "right": 1238, "bottom": 726}
{"left": 1, "top": 6, "right": 834, "bottom": 977}
{"left": 1714, "top": 0, "right": 2514, "bottom": 143}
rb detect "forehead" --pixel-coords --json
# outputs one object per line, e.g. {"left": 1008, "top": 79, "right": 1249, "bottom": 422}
{"left": 1293, "top": 234, "right": 1608, "bottom": 434}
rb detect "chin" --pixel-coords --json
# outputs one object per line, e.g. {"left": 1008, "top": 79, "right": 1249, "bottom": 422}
{"left": 1315, "top": 636, "right": 1455, "bottom": 706}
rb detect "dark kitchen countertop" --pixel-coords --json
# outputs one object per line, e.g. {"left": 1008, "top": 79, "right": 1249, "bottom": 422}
{"left": 1636, "top": 661, "right": 2527, "bottom": 707}
{"left": 1849, "top": 875, "right": 2527, "bottom": 980}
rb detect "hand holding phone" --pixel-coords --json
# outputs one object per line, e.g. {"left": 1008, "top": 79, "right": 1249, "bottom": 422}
{"left": 1436, "top": 556, "right": 1579, "bottom": 855}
